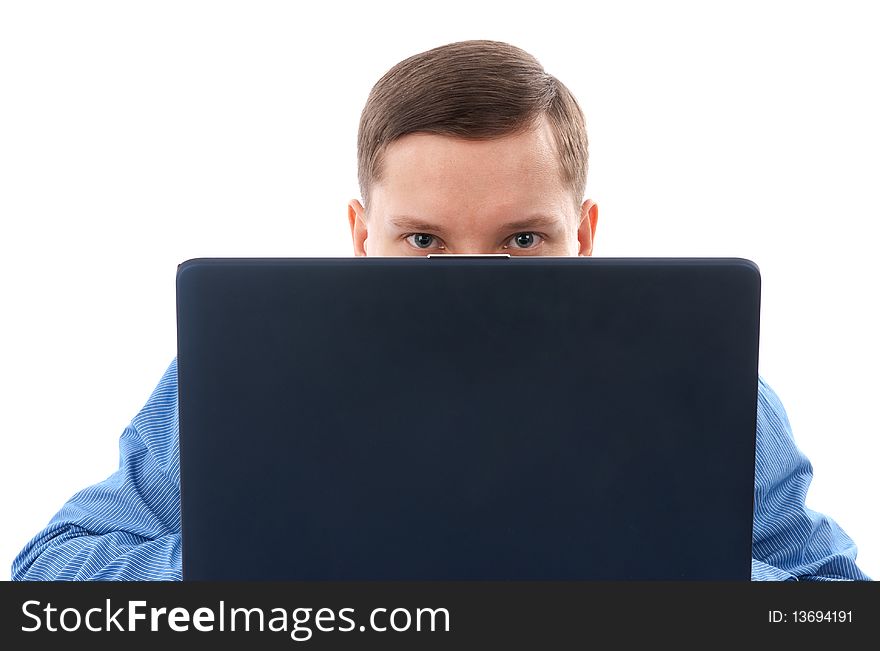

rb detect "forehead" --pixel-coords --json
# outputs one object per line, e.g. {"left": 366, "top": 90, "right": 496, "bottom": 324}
{"left": 372, "top": 117, "right": 571, "bottom": 221}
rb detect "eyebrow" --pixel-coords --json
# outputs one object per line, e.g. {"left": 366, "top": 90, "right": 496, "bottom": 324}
{"left": 497, "top": 215, "right": 564, "bottom": 232}
{"left": 388, "top": 214, "right": 563, "bottom": 233}
{"left": 388, "top": 216, "right": 447, "bottom": 233}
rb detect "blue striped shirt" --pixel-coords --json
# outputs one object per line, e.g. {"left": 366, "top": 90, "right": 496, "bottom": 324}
{"left": 11, "top": 357, "right": 871, "bottom": 581}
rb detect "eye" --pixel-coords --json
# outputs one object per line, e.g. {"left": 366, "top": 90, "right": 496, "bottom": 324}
{"left": 405, "top": 233, "right": 445, "bottom": 250}
{"left": 503, "top": 232, "right": 543, "bottom": 250}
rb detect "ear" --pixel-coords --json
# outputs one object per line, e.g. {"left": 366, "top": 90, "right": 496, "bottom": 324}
{"left": 577, "top": 199, "right": 599, "bottom": 256}
{"left": 348, "top": 199, "right": 369, "bottom": 256}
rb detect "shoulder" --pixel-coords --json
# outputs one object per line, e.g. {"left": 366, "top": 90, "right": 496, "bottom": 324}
{"left": 756, "top": 375, "right": 797, "bottom": 446}
{"left": 754, "top": 375, "right": 811, "bottom": 489}
{"left": 129, "top": 357, "right": 180, "bottom": 481}
{"left": 757, "top": 375, "right": 790, "bottom": 427}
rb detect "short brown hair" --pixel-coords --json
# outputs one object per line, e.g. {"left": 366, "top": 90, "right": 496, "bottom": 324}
{"left": 357, "top": 40, "right": 589, "bottom": 209}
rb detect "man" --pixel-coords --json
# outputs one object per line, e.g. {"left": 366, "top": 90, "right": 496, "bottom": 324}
{"left": 12, "top": 40, "right": 870, "bottom": 581}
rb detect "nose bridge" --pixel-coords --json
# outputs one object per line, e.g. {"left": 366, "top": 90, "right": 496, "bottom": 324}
{"left": 444, "top": 208, "right": 497, "bottom": 254}
{"left": 446, "top": 243, "right": 493, "bottom": 254}
{"left": 427, "top": 253, "right": 510, "bottom": 258}
{"left": 446, "top": 241, "right": 496, "bottom": 254}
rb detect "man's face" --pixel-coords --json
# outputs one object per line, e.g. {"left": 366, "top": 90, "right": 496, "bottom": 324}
{"left": 348, "top": 116, "right": 598, "bottom": 257}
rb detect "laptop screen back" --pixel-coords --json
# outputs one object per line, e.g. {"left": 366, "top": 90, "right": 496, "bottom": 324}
{"left": 176, "top": 256, "right": 760, "bottom": 580}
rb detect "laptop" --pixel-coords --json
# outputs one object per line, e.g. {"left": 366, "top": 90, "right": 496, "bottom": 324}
{"left": 176, "top": 256, "right": 760, "bottom": 580}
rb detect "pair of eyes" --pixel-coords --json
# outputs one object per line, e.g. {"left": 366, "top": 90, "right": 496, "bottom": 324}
{"left": 405, "top": 232, "right": 543, "bottom": 251}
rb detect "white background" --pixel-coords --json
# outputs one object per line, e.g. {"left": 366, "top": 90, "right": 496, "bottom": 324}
{"left": 1, "top": 1, "right": 877, "bottom": 580}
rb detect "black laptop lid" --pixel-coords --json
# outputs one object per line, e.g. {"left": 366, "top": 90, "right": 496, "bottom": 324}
{"left": 176, "top": 256, "right": 760, "bottom": 580}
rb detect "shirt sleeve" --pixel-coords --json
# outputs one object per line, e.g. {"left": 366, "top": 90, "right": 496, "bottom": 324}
{"left": 751, "top": 376, "right": 871, "bottom": 581}
{"left": 11, "top": 358, "right": 182, "bottom": 580}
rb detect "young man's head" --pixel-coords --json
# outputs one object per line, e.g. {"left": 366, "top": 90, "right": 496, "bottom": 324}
{"left": 348, "top": 40, "right": 598, "bottom": 257}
